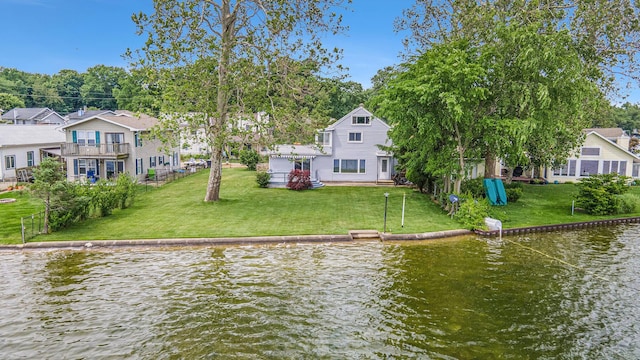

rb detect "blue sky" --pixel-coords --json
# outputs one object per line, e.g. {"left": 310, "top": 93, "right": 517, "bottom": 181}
{"left": 1, "top": 0, "right": 638, "bottom": 103}
{"left": 0, "top": 0, "right": 406, "bottom": 89}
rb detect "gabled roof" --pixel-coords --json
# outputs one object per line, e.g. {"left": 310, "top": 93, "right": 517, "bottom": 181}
{"left": 584, "top": 127, "right": 628, "bottom": 139}
{"left": 65, "top": 109, "right": 116, "bottom": 122}
{"left": 325, "top": 105, "right": 389, "bottom": 130}
{"left": 0, "top": 125, "right": 65, "bottom": 147}
{"left": 1, "top": 108, "right": 63, "bottom": 123}
{"left": 585, "top": 130, "right": 640, "bottom": 162}
{"left": 60, "top": 112, "right": 160, "bottom": 131}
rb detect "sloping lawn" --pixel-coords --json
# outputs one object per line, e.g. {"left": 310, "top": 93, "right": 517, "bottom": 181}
{"left": 3, "top": 170, "right": 640, "bottom": 245}
{"left": 25, "top": 168, "right": 459, "bottom": 243}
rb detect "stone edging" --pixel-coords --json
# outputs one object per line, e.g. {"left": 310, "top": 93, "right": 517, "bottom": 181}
{"left": 474, "top": 217, "right": 640, "bottom": 237}
{"left": 2, "top": 218, "right": 638, "bottom": 251}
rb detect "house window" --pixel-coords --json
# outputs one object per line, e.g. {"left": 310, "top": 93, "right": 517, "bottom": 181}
{"left": 294, "top": 159, "right": 311, "bottom": 171}
{"left": 553, "top": 160, "right": 576, "bottom": 176}
{"left": 150, "top": 156, "right": 157, "bottom": 168}
{"left": 603, "top": 160, "right": 627, "bottom": 175}
{"left": 333, "top": 159, "right": 366, "bottom": 173}
{"left": 580, "top": 160, "right": 599, "bottom": 176}
{"left": 27, "top": 151, "right": 34, "bottom": 167}
{"left": 5, "top": 155, "right": 16, "bottom": 170}
{"left": 134, "top": 132, "right": 143, "bottom": 147}
{"left": 581, "top": 147, "right": 600, "bottom": 156}
{"left": 76, "top": 130, "right": 97, "bottom": 146}
{"left": 352, "top": 116, "right": 370, "bottom": 125}
{"left": 158, "top": 156, "right": 165, "bottom": 166}
{"left": 106, "top": 160, "right": 125, "bottom": 179}
{"left": 316, "top": 132, "right": 331, "bottom": 146}
{"left": 136, "top": 158, "right": 143, "bottom": 175}
{"left": 105, "top": 132, "right": 124, "bottom": 152}
{"left": 348, "top": 132, "right": 363, "bottom": 143}
{"left": 77, "top": 159, "right": 97, "bottom": 176}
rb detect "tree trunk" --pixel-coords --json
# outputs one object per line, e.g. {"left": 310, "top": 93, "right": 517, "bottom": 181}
{"left": 204, "top": 0, "right": 233, "bottom": 202}
{"left": 484, "top": 150, "right": 497, "bottom": 178}
{"left": 43, "top": 194, "right": 50, "bottom": 234}
{"left": 204, "top": 146, "right": 223, "bottom": 202}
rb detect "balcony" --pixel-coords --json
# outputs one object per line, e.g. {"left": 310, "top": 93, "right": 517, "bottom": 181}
{"left": 61, "top": 143, "right": 131, "bottom": 158}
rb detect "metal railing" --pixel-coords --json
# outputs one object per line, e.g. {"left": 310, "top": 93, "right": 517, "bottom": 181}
{"left": 60, "top": 143, "right": 131, "bottom": 157}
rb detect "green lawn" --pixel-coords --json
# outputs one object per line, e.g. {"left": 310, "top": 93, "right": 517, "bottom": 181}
{"left": 2, "top": 169, "right": 640, "bottom": 245}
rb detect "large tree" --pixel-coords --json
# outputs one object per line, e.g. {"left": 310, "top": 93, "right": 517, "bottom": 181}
{"left": 392, "top": 0, "right": 640, "bottom": 178}
{"left": 80, "top": 65, "right": 126, "bottom": 110}
{"left": 375, "top": 40, "right": 487, "bottom": 194}
{"left": 130, "top": 0, "right": 350, "bottom": 202}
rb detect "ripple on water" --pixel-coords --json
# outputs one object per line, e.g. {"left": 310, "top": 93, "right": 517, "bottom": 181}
{"left": 1, "top": 229, "right": 640, "bottom": 358}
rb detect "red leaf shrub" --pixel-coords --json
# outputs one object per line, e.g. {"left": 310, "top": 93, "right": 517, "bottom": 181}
{"left": 287, "top": 169, "right": 312, "bottom": 190}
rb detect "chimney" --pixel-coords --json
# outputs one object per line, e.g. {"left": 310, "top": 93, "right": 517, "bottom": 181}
{"left": 617, "top": 131, "right": 630, "bottom": 150}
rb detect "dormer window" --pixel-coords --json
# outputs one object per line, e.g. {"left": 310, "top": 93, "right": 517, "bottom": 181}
{"left": 352, "top": 116, "right": 370, "bottom": 125}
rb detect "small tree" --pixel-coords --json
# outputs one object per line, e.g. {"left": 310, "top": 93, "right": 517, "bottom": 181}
{"left": 256, "top": 171, "right": 271, "bottom": 188}
{"left": 287, "top": 170, "right": 312, "bottom": 191}
{"left": 239, "top": 149, "right": 261, "bottom": 171}
{"left": 30, "top": 158, "right": 67, "bottom": 234}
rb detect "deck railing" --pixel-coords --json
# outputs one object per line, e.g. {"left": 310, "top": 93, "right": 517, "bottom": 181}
{"left": 60, "top": 143, "right": 131, "bottom": 157}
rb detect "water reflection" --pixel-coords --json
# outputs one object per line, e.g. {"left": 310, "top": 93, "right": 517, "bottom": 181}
{"left": 1, "top": 226, "right": 640, "bottom": 358}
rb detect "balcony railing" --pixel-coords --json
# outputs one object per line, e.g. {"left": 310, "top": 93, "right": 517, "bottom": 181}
{"left": 61, "top": 143, "right": 131, "bottom": 157}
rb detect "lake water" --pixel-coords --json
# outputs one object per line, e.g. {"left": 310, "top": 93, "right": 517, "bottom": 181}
{"left": 2, "top": 225, "right": 640, "bottom": 359}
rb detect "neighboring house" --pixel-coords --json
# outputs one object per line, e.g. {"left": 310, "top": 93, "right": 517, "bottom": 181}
{"left": 0, "top": 125, "right": 65, "bottom": 181}
{"left": 1, "top": 108, "right": 65, "bottom": 125}
{"left": 180, "top": 112, "right": 269, "bottom": 157}
{"left": 268, "top": 105, "right": 394, "bottom": 185}
{"left": 545, "top": 128, "right": 640, "bottom": 183}
{"left": 59, "top": 111, "right": 180, "bottom": 182}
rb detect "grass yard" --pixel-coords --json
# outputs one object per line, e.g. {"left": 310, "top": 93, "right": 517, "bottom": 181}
{"left": 2, "top": 168, "right": 640, "bottom": 245}
{"left": 0, "top": 190, "right": 45, "bottom": 243}
{"left": 15, "top": 168, "right": 459, "bottom": 244}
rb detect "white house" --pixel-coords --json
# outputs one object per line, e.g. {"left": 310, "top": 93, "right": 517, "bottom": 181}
{"left": 0, "top": 125, "right": 65, "bottom": 181}
{"left": 545, "top": 128, "right": 640, "bottom": 183}
{"left": 267, "top": 105, "right": 395, "bottom": 186}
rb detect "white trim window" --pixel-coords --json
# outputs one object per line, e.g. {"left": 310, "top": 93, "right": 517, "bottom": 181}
{"left": 581, "top": 147, "right": 600, "bottom": 156}
{"left": 316, "top": 131, "right": 331, "bottom": 146}
{"left": 351, "top": 115, "right": 370, "bottom": 125}
{"left": 5, "top": 155, "right": 16, "bottom": 170}
{"left": 27, "top": 151, "right": 35, "bottom": 167}
{"left": 76, "top": 130, "right": 96, "bottom": 146}
{"left": 580, "top": 160, "right": 599, "bottom": 176}
{"left": 348, "top": 132, "right": 363, "bottom": 143}
{"left": 333, "top": 159, "right": 366, "bottom": 173}
{"left": 136, "top": 158, "right": 143, "bottom": 175}
{"left": 603, "top": 160, "right": 627, "bottom": 175}
{"left": 553, "top": 160, "right": 577, "bottom": 176}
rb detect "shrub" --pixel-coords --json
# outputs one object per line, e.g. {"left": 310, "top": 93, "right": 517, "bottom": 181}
{"left": 576, "top": 173, "right": 630, "bottom": 215}
{"left": 461, "top": 178, "right": 484, "bottom": 199}
{"left": 256, "top": 171, "right": 271, "bottom": 188}
{"left": 454, "top": 193, "right": 490, "bottom": 230}
{"left": 504, "top": 182, "right": 523, "bottom": 203}
{"left": 616, "top": 193, "right": 640, "bottom": 214}
{"left": 115, "top": 173, "right": 137, "bottom": 209}
{"left": 239, "top": 149, "right": 261, "bottom": 171}
{"left": 287, "top": 170, "right": 312, "bottom": 190}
